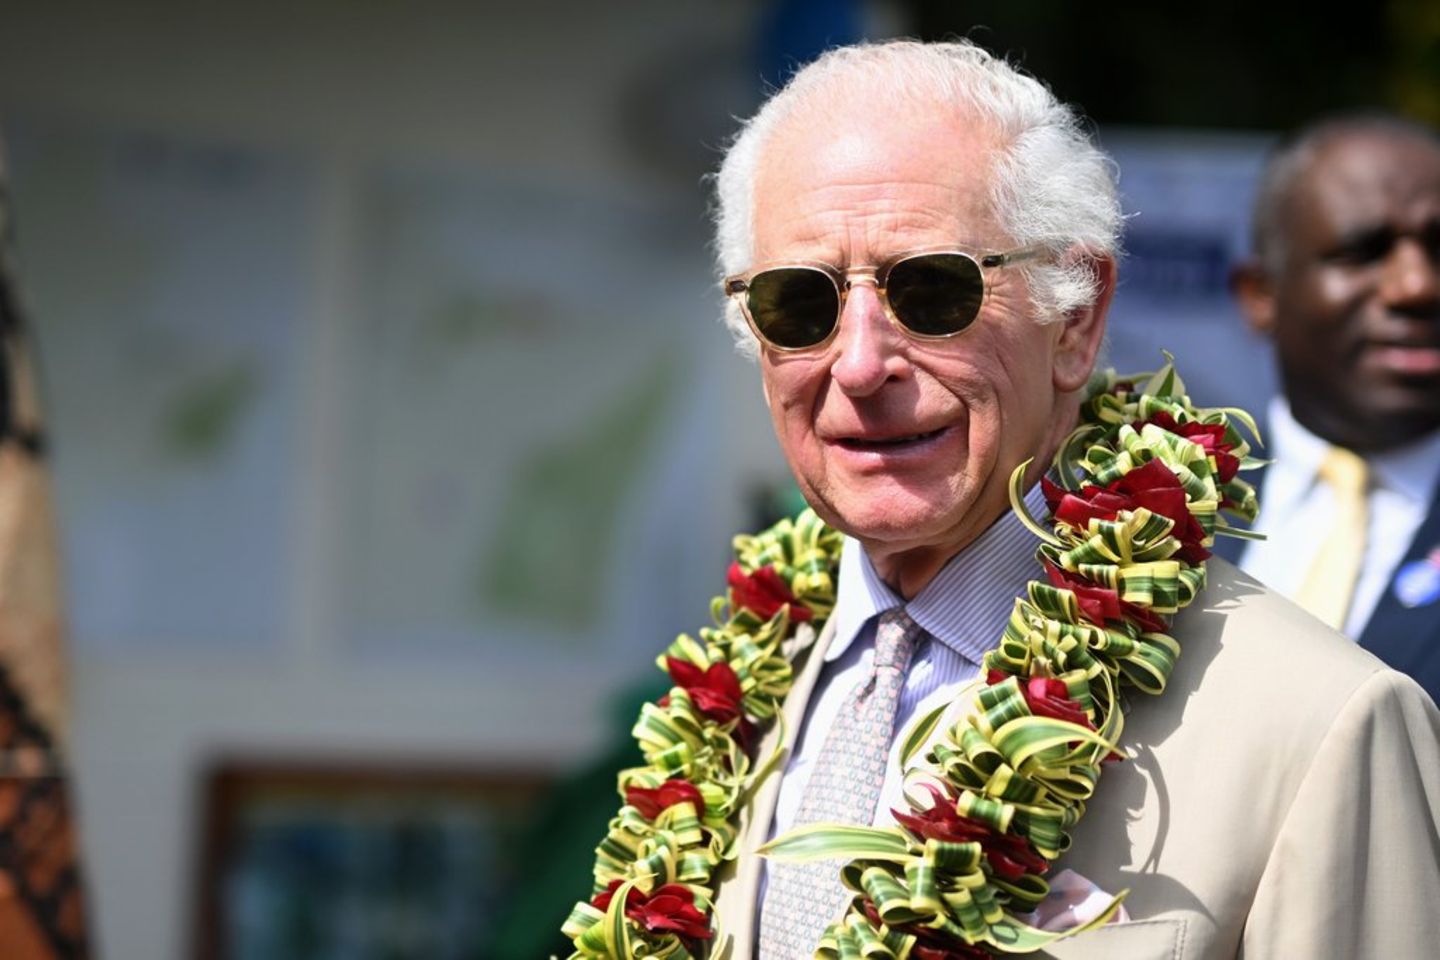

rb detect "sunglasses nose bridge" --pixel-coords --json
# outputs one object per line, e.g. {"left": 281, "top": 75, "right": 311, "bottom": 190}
{"left": 835, "top": 272, "right": 904, "bottom": 355}
{"left": 838, "top": 267, "right": 883, "bottom": 316}
{"left": 840, "top": 265, "right": 880, "bottom": 291}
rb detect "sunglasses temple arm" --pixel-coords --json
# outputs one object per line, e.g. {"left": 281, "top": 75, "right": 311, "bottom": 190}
{"left": 981, "top": 245, "right": 1050, "bottom": 269}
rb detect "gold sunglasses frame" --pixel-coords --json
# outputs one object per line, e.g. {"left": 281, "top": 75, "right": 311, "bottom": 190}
{"left": 723, "top": 244, "right": 1047, "bottom": 353}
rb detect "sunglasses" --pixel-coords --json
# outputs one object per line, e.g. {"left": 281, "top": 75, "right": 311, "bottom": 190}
{"left": 723, "top": 245, "right": 1046, "bottom": 352}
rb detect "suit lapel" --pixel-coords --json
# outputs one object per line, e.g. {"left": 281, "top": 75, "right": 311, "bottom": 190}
{"left": 1358, "top": 486, "right": 1440, "bottom": 703}
{"left": 710, "top": 615, "right": 837, "bottom": 959}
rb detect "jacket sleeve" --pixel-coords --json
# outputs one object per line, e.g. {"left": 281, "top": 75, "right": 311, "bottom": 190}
{"left": 1241, "top": 669, "right": 1440, "bottom": 959}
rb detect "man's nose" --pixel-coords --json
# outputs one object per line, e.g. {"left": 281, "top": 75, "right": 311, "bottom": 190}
{"left": 828, "top": 282, "right": 908, "bottom": 396}
{"left": 1381, "top": 236, "right": 1440, "bottom": 311}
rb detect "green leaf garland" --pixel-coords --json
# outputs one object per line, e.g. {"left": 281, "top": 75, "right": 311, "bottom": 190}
{"left": 560, "top": 353, "right": 1260, "bottom": 958}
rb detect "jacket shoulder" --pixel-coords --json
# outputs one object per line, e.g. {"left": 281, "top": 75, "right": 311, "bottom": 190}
{"left": 1188, "top": 556, "right": 1389, "bottom": 687}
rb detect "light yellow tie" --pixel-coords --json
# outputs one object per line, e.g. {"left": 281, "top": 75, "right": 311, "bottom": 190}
{"left": 1294, "top": 446, "right": 1369, "bottom": 631}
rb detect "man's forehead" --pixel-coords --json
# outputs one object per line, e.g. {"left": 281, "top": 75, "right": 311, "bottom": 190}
{"left": 1297, "top": 132, "right": 1440, "bottom": 231}
{"left": 750, "top": 104, "right": 1005, "bottom": 261}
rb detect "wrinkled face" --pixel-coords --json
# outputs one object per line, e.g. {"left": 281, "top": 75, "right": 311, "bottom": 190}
{"left": 1266, "top": 131, "right": 1440, "bottom": 450}
{"left": 748, "top": 108, "right": 1088, "bottom": 561}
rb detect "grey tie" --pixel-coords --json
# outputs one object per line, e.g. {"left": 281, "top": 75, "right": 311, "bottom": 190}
{"left": 758, "top": 607, "right": 921, "bottom": 958}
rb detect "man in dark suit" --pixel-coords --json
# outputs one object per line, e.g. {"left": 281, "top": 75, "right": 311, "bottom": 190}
{"left": 1230, "top": 112, "right": 1440, "bottom": 703}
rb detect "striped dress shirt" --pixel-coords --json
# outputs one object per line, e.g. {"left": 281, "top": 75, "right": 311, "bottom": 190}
{"left": 762, "top": 485, "right": 1048, "bottom": 883}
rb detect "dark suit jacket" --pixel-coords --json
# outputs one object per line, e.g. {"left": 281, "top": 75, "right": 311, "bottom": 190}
{"left": 1216, "top": 461, "right": 1440, "bottom": 705}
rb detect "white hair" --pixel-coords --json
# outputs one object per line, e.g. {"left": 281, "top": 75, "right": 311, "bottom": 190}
{"left": 712, "top": 39, "right": 1123, "bottom": 358}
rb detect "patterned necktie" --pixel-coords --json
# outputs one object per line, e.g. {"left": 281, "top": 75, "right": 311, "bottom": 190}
{"left": 759, "top": 607, "right": 921, "bottom": 958}
{"left": 1294, "top": 446, "right": 1369, "bottom": 631}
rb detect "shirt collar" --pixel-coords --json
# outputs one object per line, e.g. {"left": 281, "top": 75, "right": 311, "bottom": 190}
{"left": 1268, "top": 396, "right": 1440, "bottom": 506}
{"left": 1370, "top": 426, "right": 1440, "bottom": 506}
{"left": 827, "top": 483, "right": 1048, "bottom": 665}
{"left": 1265, "top": 397, "right": 1328, "bottom": 483}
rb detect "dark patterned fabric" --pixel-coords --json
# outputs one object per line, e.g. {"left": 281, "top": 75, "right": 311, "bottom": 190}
{"left": 0, "top": 137, "right": 91, "bottom": 959}
{"left": 0, "top": 665, "right": 87, "bottom": 957}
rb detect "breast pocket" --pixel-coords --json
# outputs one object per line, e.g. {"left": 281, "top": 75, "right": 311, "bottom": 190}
{"left": 1039, "top": 918, "right": 1186, "bottom": 960}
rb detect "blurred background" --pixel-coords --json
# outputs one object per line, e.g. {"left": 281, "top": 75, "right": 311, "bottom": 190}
{"left": 0, "top": 1, "right": 1435, "bottom": 958}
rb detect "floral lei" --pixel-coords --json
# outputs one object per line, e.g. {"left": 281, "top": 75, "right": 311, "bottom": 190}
{"left": 560, "top": 355, "right": 1260, "bottom": 959}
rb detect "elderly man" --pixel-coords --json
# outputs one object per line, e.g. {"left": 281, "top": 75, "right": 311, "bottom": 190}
{"left": 698, "top": 42, "right": 1440, "bottom": 960}
{"left": 1229, "top": 114, "right": 1440, "bottom": 703}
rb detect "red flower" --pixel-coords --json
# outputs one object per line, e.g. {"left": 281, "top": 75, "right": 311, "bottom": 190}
{"left": 988, "top": 669, "right": 1125, "bottom": 764}
{"left": 589, "top": 879, "right": 628, "bottom": 912}
{"left": 1043, "top": 559, "right": 1168, "bottom": 633}
{"left": 1143, "top": 412, "right": 1241, "bottom": 484}
{"left": 590, "top": 881, "right": 714, "bottom": 940}
{"left": 1022, "top": 675, "right": 1092, "bottom": 728}
{"left": 625, "top": 779, "right": 705, "bottom": 820}
{"left": 664, "top": 657, "right": 744, "bottom": 723}
{"left": 1042, "top": 458, "right": 1210, "bottom": 564}
{"left": 727, "top": 562, "right": 812, "bottom": 622}
{"left": 1042, "top": 475, "right": 1128, "bottom": 531}
{"left": 985, "top": 669, "right": 1094, "bottom": 730}
{"left": 911, "top": 942, "right": 993, "bottom": 960}
{"left": 893, "top": 784, "right": 1048, "bottom": 881}
{"left": 1115, "top": 459, "right": 1211, "bottom": 563}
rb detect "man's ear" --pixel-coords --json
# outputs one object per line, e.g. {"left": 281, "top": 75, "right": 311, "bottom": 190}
{"left": 1230, "top": 259, "right": 1277, "bottom": 337}
{"left": 1052, "top": 254, "right": 1115, "bottom": 394}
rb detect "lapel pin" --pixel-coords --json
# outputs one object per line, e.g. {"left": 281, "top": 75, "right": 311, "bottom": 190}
{"left": 1392, "top": 547, "right": 1440, "bottom": 609}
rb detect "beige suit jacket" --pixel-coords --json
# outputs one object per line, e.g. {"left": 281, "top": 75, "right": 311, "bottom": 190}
{"left": 708, "top": 559, "right": 1440, "bottom": 959}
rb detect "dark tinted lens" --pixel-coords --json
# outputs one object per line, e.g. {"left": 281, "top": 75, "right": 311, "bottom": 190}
{"left": 886, "top": 253, "right": 984, "bottom": 336}
{"left": 747, "top": 267, "right": 838, "bottom": 348}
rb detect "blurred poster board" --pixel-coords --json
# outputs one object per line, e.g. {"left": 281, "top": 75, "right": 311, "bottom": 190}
{"left": 1104, "top": 130, "right": 1278, "bottom": 417}
{"left": 3, "top": 119, "right": 310, "bottom": 653}
{"left": 194, "top": 760, "right": 547, "bottom": 960}
{"left": 335, "top": 169, "right": 735, "bottom": 667}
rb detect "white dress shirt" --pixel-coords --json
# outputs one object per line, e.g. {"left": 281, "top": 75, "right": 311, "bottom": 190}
{"left": 1238, "top": 397, "right": 1440, "bottom": 638}
{"left": 764, "top": 485, "right": 1046, "bottom": 847}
